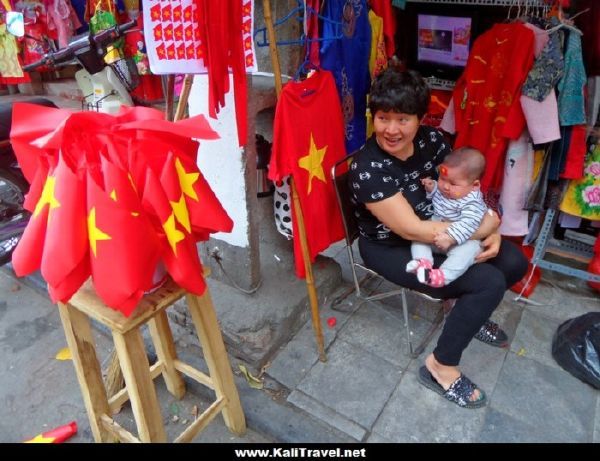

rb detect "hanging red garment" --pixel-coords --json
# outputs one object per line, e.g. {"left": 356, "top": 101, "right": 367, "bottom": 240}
{"left": 268, "top": 71, "right": 346, "bottom": 278}
{"left": 560, "top": 125, "right": 588, "bottom": 179}
{"left": 306, "top": 0, "right": 320, "bottom": 66}
{"left": 21, "top": 8, "right": 53, "bottom": 70}
{"left": 369, "top": 0, "right": 396, "bottom": 58}
{"left": 422, "top": 89, "right": 452, "bottom": 128}
{"left": 450, "top": 22, "right": 535, "bottom": 193}
{"left": 195, "top": 0, "right": 247, "bottom": 146}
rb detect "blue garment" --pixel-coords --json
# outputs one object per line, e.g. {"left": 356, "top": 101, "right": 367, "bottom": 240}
{"left": 70, "top": 0, "right": 89, "bottom": 33}
{"left": 320, "top": 0, "right": 371, "bottom": 154}
{"left": 557, "top": 30, "right": 587, "bottom": 126}
{"left": 522, "top": 29, "right": 564, "bottom": 102}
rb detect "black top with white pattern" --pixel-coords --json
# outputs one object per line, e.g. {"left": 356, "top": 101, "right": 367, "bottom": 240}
{"left": 348, "top": 126, "right": 450, "bottom": 245}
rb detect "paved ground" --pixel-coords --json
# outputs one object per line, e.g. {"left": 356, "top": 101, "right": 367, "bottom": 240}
{"left": 1, "top": 92, "right": 598, "bottom": 444}
{"left": 2, "top": 246, "right": 599, "bottom": 443}
{"left": 265, "top": 242, "right": 600, "bottom": 443}
{"left": 0, "top": 268, "right": 271, "bottom": 443}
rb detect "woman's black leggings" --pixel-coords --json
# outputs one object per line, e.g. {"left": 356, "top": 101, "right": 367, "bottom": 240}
{"left": 358, "top": 237, "right": 528, "bottom": 366}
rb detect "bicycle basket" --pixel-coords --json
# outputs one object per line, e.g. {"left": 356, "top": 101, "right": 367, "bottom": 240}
{"left": 110, "top": 57, "right": 140, "bottom": 92}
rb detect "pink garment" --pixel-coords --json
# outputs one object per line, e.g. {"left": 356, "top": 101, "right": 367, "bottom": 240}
{"left": 440, "top": 96, "right": 456, "bottom": 134}
{"left": 46, "top": 0, "right": 82, "bottom": 48}
{"left": 524, "top": 22, "right": 549, "bottom": 57}
{"left": 521, "top": 91, "right": 561, "bottom": 144}
{"left": 519, "top": 22, "right": 560, "bottom": 145}
{"left": 499, "top": 130, "right": 533, "bottom": 237}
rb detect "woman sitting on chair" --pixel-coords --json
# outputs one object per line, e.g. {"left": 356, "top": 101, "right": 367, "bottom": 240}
{"left": 349, "top": 64, "right": 528, "bottom": 409}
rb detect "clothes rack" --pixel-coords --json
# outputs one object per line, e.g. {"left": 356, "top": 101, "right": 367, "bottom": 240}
{"left": 254, "top": 0, "right": 342, "bottom": 47}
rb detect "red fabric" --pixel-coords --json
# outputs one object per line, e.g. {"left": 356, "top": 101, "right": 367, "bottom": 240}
{"left": 422, "top": 89, "right": 452, "bottom": 128}
{"left": 21, "top": 19, "right": 52, "bottom": 70}
{"left": 9, "top": 102, "right": 69, "bottom": 183}
{"left": 504, "top": 237, "right": 541, "bottom": 298}
{"left": 195, "top": 0, "right": 247, "bottom": 146}
{"left": 172, "top": 152, "right": 233, "bottom": 236}
{"left": 10, "top": 104, "right": 229, "bottom": 315}
{"left": 142, "top": 166, "right": 207, "bottom": 296}
{"left": 40, "top": 156, "right": 89, "bottom": 303}
{"left": 369, "top": 0, "right": 396, "bottom": 58}
{"left": 588, "top": 253, "right": 600, "bottom": 293}
{"left": 86, "top": 164, "right": 160, "bottom": 316}
{"left": 269, "top": 71, "right": 346, "bottom": 278}
{"left": 451, "top": 23, "right": 535, "bottom": 193}
{"left": 11, "top": 184, "right": 50, "bottom": 276}
{"left": 306, "top": 0, "right": 320, "bottom": 66}
{"left": 561, "top": 125, "right": 587, "bottom": 179}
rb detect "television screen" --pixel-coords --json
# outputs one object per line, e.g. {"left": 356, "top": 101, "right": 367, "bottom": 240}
{"left": 417, "top": 14, "right": 471, "bottom": 69}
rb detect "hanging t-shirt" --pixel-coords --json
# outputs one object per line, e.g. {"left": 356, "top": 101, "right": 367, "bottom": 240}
{"left": 268, "top": 70, "right": 347, "bottom": 278}
{"left": 320, "top": 0, "right": 371, "bottom": 154}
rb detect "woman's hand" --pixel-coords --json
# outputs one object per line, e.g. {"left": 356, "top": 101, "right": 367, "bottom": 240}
{"left": 475, "top": 232, "right": 501, "bottom": 263}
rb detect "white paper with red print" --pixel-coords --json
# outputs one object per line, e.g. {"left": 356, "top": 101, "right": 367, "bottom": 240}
{"left": 142, "top": 0, "right": 257, "bottom": 75}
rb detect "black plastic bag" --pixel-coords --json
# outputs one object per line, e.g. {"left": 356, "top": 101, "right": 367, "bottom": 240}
{"left": 551, "top": 312, "right": 600, "bottom": 389}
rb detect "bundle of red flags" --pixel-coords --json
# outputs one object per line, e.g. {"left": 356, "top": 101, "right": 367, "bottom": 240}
{"left": 10, "top": 103, "right": 233, "bottom": 317}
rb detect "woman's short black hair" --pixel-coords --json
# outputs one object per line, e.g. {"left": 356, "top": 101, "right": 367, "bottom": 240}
{"left": 368, "top": 65, "right": 430, "bottom": 119}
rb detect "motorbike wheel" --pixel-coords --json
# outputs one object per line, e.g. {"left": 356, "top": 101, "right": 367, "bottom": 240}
{"left": 0, "top": 170, "right": 29, "bottom": 266}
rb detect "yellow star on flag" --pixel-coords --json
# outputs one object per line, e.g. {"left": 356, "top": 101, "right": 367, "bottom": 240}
{"left": 298, "top": 133, "right": 327, "bottom": 194}
{"left": 170, "top": 193, "right": 191, "bottom": 233}
{"left": 175, "top": 158, "right": 199, "bottom": 201}
{"left": 88, "top": 207, "right": 111, "bottom": 257}
{"left": 33, "top": 175, "right": 60, "bottom": 217}
{"left": 163, "top": 212, "right": 185, "bottom": 256}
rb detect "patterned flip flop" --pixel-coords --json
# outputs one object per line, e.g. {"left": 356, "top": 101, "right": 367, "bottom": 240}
{"left": 418, "top": 366, "right": 487, "bottom": 409}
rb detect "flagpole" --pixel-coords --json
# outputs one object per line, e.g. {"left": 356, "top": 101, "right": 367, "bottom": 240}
{"left": 164, "top": 74, "right": 176, "bottom": 122}
{"left": 174, "top": 75, "right": 194, "bottom": 122}
{"left": 262, "top": 0, "right": 326, "bottom": 363}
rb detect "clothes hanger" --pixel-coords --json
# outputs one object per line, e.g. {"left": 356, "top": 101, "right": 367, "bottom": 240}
{"left": 544, "top": 4, "right": 587, "bottom": 36}
{"left": 254, "top": 0, "right": 342, "bottom": 47}
{"left": 293, "top": 22, "right": 321, "bottom": 85}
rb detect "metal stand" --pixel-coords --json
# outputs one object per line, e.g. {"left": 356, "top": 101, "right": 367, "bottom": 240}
{"left": 530, "top": 209, "right": 600, "bottom": 283}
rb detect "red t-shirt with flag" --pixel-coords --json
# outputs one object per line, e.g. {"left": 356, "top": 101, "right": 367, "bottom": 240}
{"left": 269, "top": 70, "right": 346, "bottom": 277}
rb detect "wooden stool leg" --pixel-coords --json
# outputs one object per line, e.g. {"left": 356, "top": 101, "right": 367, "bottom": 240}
{"left": 148, "top": 310, "right": 185, "bottom": 399}
{"left": 186, "top": 292, "right": 246, "bottom": 435}
{"left": 58, "top": 303, "right": 111, "bottom": 442}
{"left": 112, "top": 329, "right": 166, "bottom": 442}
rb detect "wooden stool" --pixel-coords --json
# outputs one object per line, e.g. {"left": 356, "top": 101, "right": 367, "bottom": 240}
{"left": 57, "top": 277, "right": 246, "bottom": 443}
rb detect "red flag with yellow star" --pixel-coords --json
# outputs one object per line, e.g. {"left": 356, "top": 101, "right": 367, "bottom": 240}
{"left": 11, "top": 173, "right": 53, "bottom": 276}
{"left": 142, "top": 168, "right": 206, "bottom": 296}
{"left": 172, "top": 152, "right": 233, "bottom": 237}
{"left": 40, "top": 156, "right": 90, "bottom": 303}
{"left": 86, "top": 165, "right": 160, "bottom": 316}
{"left": 269, "top": 70, "right": 346, "bottom": 277}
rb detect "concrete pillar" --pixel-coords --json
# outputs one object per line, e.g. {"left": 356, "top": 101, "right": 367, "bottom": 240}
{"left": 188, "top": 74, "right": 276, "bottom": 291}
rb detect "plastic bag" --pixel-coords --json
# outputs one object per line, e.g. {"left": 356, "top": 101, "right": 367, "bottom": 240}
{"left": 551, "top": 312, "right": 600, "bottom": 389}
